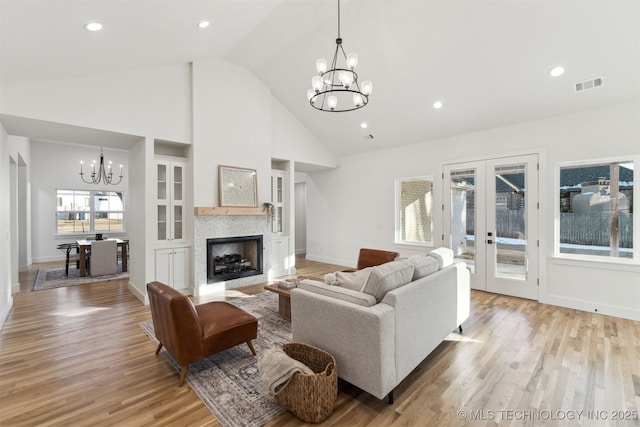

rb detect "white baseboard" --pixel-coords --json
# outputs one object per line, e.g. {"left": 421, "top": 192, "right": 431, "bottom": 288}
{"left": 546, "top": 294, "right": 640, "bottom": 321}
{"left": 304, "top": 254, "right": 354, "bottom": 269}
{"left": 127, "top": 281, "right": 148, "bottom": 305}
{"left": 0, "top": 296, "right": 14, "bottom": 330}
{"left": 32, "top": 255, "right": 67, "bottom": 264}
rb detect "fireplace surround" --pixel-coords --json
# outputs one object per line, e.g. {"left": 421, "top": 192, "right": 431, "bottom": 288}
{"left": 206, "top": 235, "right": 263, "bottom": 283}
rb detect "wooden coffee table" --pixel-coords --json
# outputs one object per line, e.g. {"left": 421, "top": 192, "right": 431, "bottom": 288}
{"left": 264, "top": 276, "right": 323, "bottom": 320}
{"left": 264, "top": 284, "right": 293, "bottom": 319}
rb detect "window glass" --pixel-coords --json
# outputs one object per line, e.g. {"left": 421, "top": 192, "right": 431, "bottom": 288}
{"left": 56, "top": 190, "right": 125, "bottom": 234}
{"left": 75, "top": 191, "right": 90, "bottom": 212}
{"left": 396, "top": 176, "right": 434, "bottom": 246}
{"left": 558, "top": 161, "right": 634, "bottom": 259}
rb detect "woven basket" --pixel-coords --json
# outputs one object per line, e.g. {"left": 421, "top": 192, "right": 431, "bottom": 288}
{"left": 275, "top": 342, "right": 338, "bottom": 423}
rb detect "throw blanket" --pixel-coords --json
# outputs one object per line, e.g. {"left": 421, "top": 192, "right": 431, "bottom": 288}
{"left": 324, "top": 267, "right": 373, "bottom": 292}
{"left": 257, "top": 347, "right": 314, "bottom": 395}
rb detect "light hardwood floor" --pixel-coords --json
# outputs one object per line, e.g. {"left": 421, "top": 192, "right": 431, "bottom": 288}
{"left": 2, "top": 258, "right": 639, "bottom": 426}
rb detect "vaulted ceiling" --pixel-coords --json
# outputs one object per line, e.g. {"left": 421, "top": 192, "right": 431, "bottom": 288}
{"left": 1, "top": 0, "right": 638, "bottom": 157}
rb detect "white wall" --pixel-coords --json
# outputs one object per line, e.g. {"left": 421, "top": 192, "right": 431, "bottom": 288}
{"left": 192, "top": 59, "right": 272, "bottom": 207}
{"left": 0, "top": 128, "right": 30, "bottom": 326}
{"left": 191, "top": 59, "right": 274, "bottom": 291}
{"left": 0, "top": 63, "right": 195, "bottom": 299}
{"left": 0, "top": 59, "right": 339, "bottom": 304}
{"left": 1, "top": 64, "right": 192, "bottom": 144}
{"left": 0, "top": 123, "right": 13, "bottom": 328}
{"left": 127, "top": 137, "right": 153, "bottom": 301}
{"left": 271, "top": 97, "right": 337, "bottom": 169}
{"left": 7, "top": 136, "right": 31, "bottom": 291}
{"left": 270, "top": 93, "right": 337, "bottom": 270}
{"left": 30, "top": 141, "right": 129, "bottom": 262}
{"left": 18, "top": 154, "right": 30, "bottom": 271}
{"left": 294, "top": 181, "right": 307, "bottom": 255}
{"left": 304, "top": 101, "right": 640, "bottom": 320}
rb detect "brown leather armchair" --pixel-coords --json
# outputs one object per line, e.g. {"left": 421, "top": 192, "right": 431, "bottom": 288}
{"left": 147, "top": 281, "right": 258, "bottom": 386}
{"left": 344, "top": 248, "right": 399, "bottom": 272}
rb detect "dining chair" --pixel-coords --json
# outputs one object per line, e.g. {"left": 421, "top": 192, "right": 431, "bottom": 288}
{"left": 88, "top": 239, "right": 118, "bottom": 276}
{"left": 117, "top": 239, "right": 129, "bottom": 264}
{"left": 57, "top": 242, "right": 81, "bottom": 277}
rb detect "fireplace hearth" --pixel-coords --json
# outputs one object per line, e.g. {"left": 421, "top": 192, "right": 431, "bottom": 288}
{"left": 207, "top": 235, "right": 263, "bottom": 283}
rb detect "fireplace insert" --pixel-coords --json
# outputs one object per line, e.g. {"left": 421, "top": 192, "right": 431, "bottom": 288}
{"left": 206, "top": 235, "right": 263, "bottom": 283}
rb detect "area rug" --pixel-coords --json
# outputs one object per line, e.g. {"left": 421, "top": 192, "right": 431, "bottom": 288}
{"left": 139, "top": 291, "right": 291, "bottom": 427}
{"left": 32, "top": 262, "right": 128, "bottom": 291}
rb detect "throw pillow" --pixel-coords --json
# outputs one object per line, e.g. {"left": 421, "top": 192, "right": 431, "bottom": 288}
{"left": 324, "top": 267, "right": 373, "bottom": 292}
{"left": 362, "top": 260, "right": 415, "bottom": 302}
{"left": 407, "top": 255, "right": 439, "bottom": 280}
{"left": 428, "top": 247, "right": 454, "bottom": 269}
{"left": 324, "top": 272, "right": 338, "bottom": 285}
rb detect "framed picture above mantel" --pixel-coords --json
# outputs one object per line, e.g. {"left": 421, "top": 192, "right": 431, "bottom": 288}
{"left": 218, "top": 165, "right": 258, "bottom": 207}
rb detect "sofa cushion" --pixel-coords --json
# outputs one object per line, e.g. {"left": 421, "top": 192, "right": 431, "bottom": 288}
{"left": 362, "top": 260, "right": 415, "bottom": 302}
{"left": 298, "top": 280, "right": 377, "bottom": 307}
{"left": 407, "top": 255, "right": 440, "bottom": 280}
{"left": 324, "top": 267, "right": 373, "bottom": 292}
{"left": 428, "top": 247, "right": 454, "bottom": 269}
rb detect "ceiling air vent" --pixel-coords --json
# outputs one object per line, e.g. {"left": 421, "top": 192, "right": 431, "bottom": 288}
{"left": 575, "top": 76, "right": 603, "bottom": 92}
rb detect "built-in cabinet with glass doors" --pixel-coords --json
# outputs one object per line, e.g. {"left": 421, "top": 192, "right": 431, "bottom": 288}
{"left": 270, "top": 169, "right": 289, "bottom": 277}
{"left": 155, "top": 157, "right": 190, "bottom": 290}
{"left": 156, "top": 159, "right": 185, "bottom": 243}
{"left": 271, "top": 171, "right": 285, "bottom": 233}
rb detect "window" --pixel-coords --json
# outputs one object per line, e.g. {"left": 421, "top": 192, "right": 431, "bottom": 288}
{"left": 56, "top": 189, "right": 125, "bottom": 234}
{"left": 395, "top": 176, "right": 434, "bottom": 246}
{"left": 557, "top": 159, "right": 636, "bottom": 261}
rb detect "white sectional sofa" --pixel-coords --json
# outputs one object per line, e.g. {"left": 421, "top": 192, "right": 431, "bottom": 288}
{"left": 290, "top": 249, "right": 470, "bottom": 403}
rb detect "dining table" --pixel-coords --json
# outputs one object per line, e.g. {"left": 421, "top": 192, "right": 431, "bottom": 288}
{"left": 76, "top": 239, "right": 128, "bottom": 277}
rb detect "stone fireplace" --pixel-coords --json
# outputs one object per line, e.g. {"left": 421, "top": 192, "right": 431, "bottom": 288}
{"left": 207, "top": 235, "right": 263, "bottom": 283}
{"left": 194, "top": 214, "right": 271, "bottom": 295}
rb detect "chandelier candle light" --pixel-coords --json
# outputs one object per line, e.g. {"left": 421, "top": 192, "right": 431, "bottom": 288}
{"left": 79, "top": 147, "right": 123, "bottom": 185}
{"left": 307, "top": 0, "right": 372, "bottom": 112}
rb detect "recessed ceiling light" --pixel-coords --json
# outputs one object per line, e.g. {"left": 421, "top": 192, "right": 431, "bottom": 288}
{"left": 197, "top": 21, "right": 210, "bottom": 29}
{"left": 433, "top": 101, "right": 443, "bottom": 109}
{"left": 84, "top": 22, "right": 103, "bottom": 32}
{"left": 549, "top": 66, "right": 565, "bottom": 77}
{"left": 360, "top": 122, "right": 368, "bottom": 129}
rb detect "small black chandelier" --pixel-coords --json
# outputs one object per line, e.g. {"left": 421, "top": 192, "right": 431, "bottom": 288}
{"left": 307, "top": 0, "right": 372, "bottom": 112}
{"left": 79, "top": 147, "right": 123, "bottom": 185}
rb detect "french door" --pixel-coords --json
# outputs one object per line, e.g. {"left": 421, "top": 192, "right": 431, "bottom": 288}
{"left": 443, "top": 154, "right": 539, "bottom": 300}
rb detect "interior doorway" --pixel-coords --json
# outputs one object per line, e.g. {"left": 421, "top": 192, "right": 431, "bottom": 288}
{"left": 9, "top": 156, "right": 18, "bottom": 292}
{"left": 443, "top": 154, "right": 539, "bottom": 300}
{"left": 18, "top": 154, "right": 28, "bottom": 273}
{"left": 294, "top": 182, "right": 307, "bottom": 256}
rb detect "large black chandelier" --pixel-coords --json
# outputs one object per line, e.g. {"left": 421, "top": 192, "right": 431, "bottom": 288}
{"left": 307, "top": 0, "right": 372, "bottom": 112}
{"left": 79, "top": 147, "right": 123, "bottom": 185}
